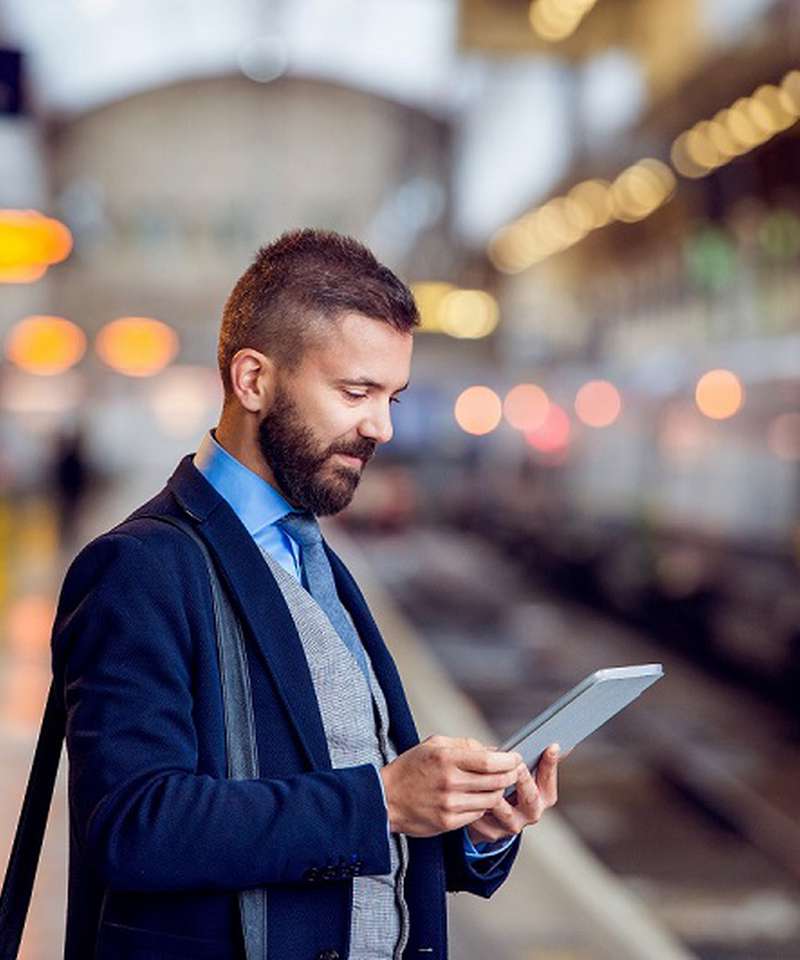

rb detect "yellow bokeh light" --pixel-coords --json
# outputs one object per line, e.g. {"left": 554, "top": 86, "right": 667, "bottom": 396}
{"left": 670, "top": 75, "right": 800, "bottom": 187}
{"left": 0, "top": 210, "right": 73, "bottom": 280}
{"left": 745, "top": 95, "right": 777, "bottom": 136}
{"left": 706, "top": 117, "right": 739, "bottom": 160}
{"left": 95, "top": 316, "right": 179, "bottom": 377}
{"left": 503, "top": 383, "right": 550, "bottom": 432}
{"left": 529, "top": 2, "right": 579, "bottom": 41}
{"left": 568, "top": 179, "right": 614, "bottom": 228}
{"left": 781, "top": 70, "right": 800, "bottom": 114}
{"left": 575, "top": 380, "right": 622, "bottom": 427}
{"left": 488, "top": 161, "right": 669, "bottom": 272}
{"left": 488, "top": 222, "right": 550, "bottom": 273}
{"left": 752, "top": 85, "right": 796, "bottom": 133}
{"left": 695, "top": 369, "right": 744, "bottom": 420}
{"left": 611, "top": 160, "right": 675, "bottom": 221}
{"left": 411, "top": 281, "right": 455, "bottom": 333}
{"left": 671, "top": 131, "right": 708, "bottom": 179}
{"left": 5, "top": 315, "right": 87, "bottom": 376}
{"left": 439, "top": 290, "right": 499, "bottom": 339}
{"left": 454, "top": 386, "right": 502, "bottom": 436}
{"left": 725, "top": 101, "right": 764, "bottom": 149}
{"left": 528, "top": 0, "right": 596, "bottom": 41}
{"left": 686, "top": 126, "right": 720, "bottom": 170}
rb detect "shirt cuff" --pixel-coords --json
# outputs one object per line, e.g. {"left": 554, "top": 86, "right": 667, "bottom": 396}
{"left": 372, "top": 763, "right": 392, "bottom": 842}
{"left": 462, "top": 826, "right": 517, "bottom": 859}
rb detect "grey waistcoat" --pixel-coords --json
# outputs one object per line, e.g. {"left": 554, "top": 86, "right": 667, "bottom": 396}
{"left": 257, "top": 545, "right": 410, "bottom": 960}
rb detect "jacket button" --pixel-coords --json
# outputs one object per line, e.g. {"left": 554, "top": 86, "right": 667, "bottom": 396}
{"left": 317, "top": 951, "right": 340, "bottom": 960}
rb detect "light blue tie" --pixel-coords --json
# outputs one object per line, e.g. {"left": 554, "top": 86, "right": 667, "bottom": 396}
{"left": 277, "top": 510, "right": 372, "bottom": 680}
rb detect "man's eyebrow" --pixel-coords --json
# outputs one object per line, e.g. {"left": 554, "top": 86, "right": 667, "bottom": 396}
{"left": 340, "top": 377, "right": 410, "bottom": 393}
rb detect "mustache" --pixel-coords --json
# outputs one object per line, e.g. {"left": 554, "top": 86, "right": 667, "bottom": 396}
{"left": 327, "top": 439, "right": 376, "bottom": 464}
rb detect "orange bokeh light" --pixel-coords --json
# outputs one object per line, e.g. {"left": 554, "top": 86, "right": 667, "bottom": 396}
{"left": 5, "top": 315, "right": 87, "bottom": 375}
{"left": 695, "top": 369, "right": 744, "bottom": 420}
{"left": 503, "top": 383, "right": 550, "bottom": 431}
{"left": 0, "top": 264, "right": 48, "bottom": 284}
{"left": 95, "top": 316, "right": 180, "bottom": 377}
{"left": 525, "top": 402, "right": 571, "bottom": 452}
{"left": 454, "top": 385, "right": 502, "bottom": 436}
{"left": 575, "top": 379, "right": 622, "bottom": 428}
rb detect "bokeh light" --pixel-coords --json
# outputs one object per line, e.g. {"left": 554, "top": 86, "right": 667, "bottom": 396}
{"left": 5, "top": 315, "right": 87, "bottom": 375}
{"left": 503, "top": 383, "right": 550, "bottom": 432}
{"left": 671, "top": 74, "right": 800, "bottom": 180}
{"left": 454, "top": 386, "right": 502, "bottom": 436}
{"left": 489, "top": 160, "right": 673, "bottom": 271}
{"left": 439, "top": 289, "right": 499, "bottom": 339}
{"left": 528, "top": 0, "right": 599, "bottom": 42}
{"left": 575, "top": 380, "right": 622, "bottom": 427}
{"left": 95, "top": 316, "right": 179, "bottom": 377}
{"left": 411, "top": 281, "right": 455, "bottom": 333}
{"left": 0, "top": 210, "right": 73, "bottom": 282}
{"left": 695, "top": 369, "right": 744, "bottom": 420}
{"left": 525, "top": 401, "right": 571, "bottom": 452}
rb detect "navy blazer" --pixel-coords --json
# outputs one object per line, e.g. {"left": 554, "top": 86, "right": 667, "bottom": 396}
{"left": 51, "top": 454, "right": 519, "bottom": 960}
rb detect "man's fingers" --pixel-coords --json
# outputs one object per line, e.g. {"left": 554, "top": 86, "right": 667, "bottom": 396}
{"left": 449, "top": 768, "right": 520, "bottom": 793}
{"left": 445, "top": 790, "right": 506, "bottom": 814}
{"left": 485, "top": 797, "right": 524, "bottom": 835}
{"left": 449, "top": 747, "right": 522, "bottom": 775}
{"left": 469, "top": 814, "right": 513, "bottom": 843}
{"left": 441, "top": 736, "right": 489, "bottom": 751}
{"left": 535, "top": 744, "right": 560, "bottom": 806}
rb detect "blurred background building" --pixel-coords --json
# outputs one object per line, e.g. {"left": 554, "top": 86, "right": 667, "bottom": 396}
{"left": 1, "top": 1, "right": 799, "bottom": 958}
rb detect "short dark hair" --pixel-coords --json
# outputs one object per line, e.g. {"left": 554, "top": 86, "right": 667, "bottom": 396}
{"left": 218, "top": 228, "right": 419, "bottom": 398}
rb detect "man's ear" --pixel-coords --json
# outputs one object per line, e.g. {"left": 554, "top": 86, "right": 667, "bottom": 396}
{"left": 228, "top": 348, "right": 276, "bottom": 414}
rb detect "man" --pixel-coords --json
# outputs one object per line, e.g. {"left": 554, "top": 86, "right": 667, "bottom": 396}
{"left": 51, "top": 229, "right": 560, "bottom": 960}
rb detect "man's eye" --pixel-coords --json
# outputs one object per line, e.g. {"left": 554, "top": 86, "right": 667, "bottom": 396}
{"left": 390, "top": 397, "right": 402, "bottom": 405}
{"left": 343, "top": 390, "right": 367, "bottom": 400}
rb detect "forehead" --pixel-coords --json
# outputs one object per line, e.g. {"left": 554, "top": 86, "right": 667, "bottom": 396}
{"left": 303, "top": 312, "right": 413, "bottom": 387}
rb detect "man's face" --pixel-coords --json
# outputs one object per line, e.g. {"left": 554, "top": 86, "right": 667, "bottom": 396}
{"left": 257, "top": 312, "right": 413, "bottom": 516}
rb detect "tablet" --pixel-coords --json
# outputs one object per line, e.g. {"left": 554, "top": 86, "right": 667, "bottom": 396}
{"left": 500, "top": 664, "right": 664, "bottom": 783}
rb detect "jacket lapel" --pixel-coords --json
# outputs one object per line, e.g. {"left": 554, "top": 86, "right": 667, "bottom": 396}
{"left": 325, "top": 543, "right": 420, "bottom": 754}
{"left": 167, "top": 455, "right": 331, "bottom": 771}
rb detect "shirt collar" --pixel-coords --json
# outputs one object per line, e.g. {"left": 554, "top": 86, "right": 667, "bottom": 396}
{"left": 193, "top": 429, "right": 295, "bottom": 537}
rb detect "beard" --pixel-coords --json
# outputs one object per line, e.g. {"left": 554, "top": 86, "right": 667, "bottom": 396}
{"left": 257, "top": 386, "right": 376, "bottom": 516}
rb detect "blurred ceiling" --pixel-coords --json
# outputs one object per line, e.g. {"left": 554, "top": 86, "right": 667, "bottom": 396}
{"left": 0, "top": 0, "right": 776, "bottom": 119}
{"left": 0, "top": 0, "right": 483, "bottom": 117}
{"left": 0, "top": 0, "right": 782, "bottom": 246}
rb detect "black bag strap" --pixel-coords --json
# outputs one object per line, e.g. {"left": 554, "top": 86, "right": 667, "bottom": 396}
{"left": 0, "top": 513, "right": 267, "bottom": 960}
{"left": 0, "top": 682, "right": 65, "bottom": 960}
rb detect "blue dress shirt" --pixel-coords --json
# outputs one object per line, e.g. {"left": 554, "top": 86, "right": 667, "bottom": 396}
{"left": 193, "top": 429, "right": 514, "bottom": 859}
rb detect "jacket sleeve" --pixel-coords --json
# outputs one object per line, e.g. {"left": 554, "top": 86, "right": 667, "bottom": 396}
{"left": 52, "top": 530, "right": 391, "bottom": 893}
{"left": 441, "top": 826, "right": 520, "bottom": 897}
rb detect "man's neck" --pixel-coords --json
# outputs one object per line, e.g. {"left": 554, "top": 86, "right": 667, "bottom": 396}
{"left": 214, "top": 414, "right": 280, "bottom": 492}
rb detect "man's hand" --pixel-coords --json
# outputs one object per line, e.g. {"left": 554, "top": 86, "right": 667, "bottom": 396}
{"left": 466, "top": 743, "right": 560, "bottom": 845}
{"left": 379, "top": 735, "right": 523, "bottom": 837}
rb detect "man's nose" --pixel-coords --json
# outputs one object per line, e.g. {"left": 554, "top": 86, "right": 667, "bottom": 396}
{"left": 359, "top": 403, "right": 394, "bottom": 445}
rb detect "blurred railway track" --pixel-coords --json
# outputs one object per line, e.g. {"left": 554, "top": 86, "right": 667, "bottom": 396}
{"left": 353, "top": 523, "right": 800, "bottom": 960}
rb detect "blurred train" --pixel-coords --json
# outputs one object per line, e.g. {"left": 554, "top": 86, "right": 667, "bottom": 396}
{"left": 342, "top": 333, "right": 800, "bottom": 713}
